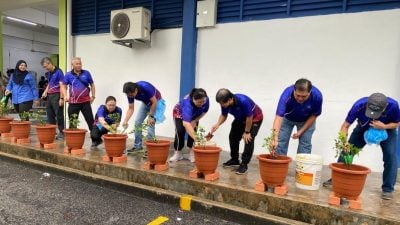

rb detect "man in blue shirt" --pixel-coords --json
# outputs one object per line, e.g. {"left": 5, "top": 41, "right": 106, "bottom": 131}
{"left": 323, "top": 93, "right": 399, "bottom": 200}
{"left": 211, "top": 88, "right": 263, "bottom": 175}
{"left": 272, "top": 78, "right": 323, "bottom": 155}
{"left": 41, "top": 57, "right": 65, "bottom": 140}
{"left": 61, "top": 57, "right": 96, "bottom": 134}
{"left": 122, "top": 81, "right": 164, "bottom": 156}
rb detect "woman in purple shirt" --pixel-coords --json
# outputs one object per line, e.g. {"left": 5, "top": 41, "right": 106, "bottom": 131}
{"left": 170, "top": 88, "right": 209, "bottom": 163}
{"left": 91, "top": 96, "right": 122, "bottom": 148}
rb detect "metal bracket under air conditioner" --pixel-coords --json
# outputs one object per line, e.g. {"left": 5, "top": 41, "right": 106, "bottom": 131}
{"left": 112, "top": 39, "right": 151, "bottom": 48}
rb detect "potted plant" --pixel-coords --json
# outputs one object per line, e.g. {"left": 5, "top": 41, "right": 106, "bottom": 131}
{"left": 31, "top": 110, "right": 57, "bottom": 145}
{"left": 102, "top": 113, "right": 127, "bottom": 158}
{"left": 63, "top": 113, "right": 87, "bottom": 153}
{"left": 9, "top": 111, "right": 31, "bottom": 140}
{"left": 191, "top": 126, "right": 222, "bottom": 180}
{"left": 0, "top": 101, "right": 13, "bottom": 134}
{"left": 141, "top": 119, "right": 170, "bottom": 171}
{"left": 257, "top": 129, "right": 292, "bottom": 188}
{"left": 329, "top": 132, "right": 371, "bottom": 200}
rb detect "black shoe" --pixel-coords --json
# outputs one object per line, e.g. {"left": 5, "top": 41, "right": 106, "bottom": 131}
{"left": 322, "top": 178, "right": 332, "bottom": 188}
{"left": 91, "top": 140, "right": 102, "bottom": 148}
{"left": 91, "top": 142, "right": 98, "bottom": 148}
{"left": 127, "top": 147, "right": 143, "bottom": 154}
{"left": 56, "top": 133, "right": 64, "bottom": 140}
{"left": 223, "top": 159, "right": 240, "bottom": 168}
{"left": 126, "top": 148, "right": 135, "bottom": 154}
{"left": 235, "top": 164, "right": 248, "bottom": 175}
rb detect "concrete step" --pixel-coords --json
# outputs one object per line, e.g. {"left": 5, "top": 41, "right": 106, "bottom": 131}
{"left": 0, "top": 137, "right": 398, "bottom": 225}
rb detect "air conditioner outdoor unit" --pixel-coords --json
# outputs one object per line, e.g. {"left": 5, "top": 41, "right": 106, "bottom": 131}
{"left": 110, "top": 7, "right": 151, "bottom": 43}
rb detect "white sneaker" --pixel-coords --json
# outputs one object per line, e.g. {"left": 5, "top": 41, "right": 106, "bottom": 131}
{"left": 169, "top": 151, "right": 183, "bottom": 162}
{"left": 189, "top": 150, "right": 195, "bottom": 163}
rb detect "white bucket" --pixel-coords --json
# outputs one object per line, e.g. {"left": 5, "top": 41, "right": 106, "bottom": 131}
{"left": 295, "top": 154, "right": 323, "bottom": 190}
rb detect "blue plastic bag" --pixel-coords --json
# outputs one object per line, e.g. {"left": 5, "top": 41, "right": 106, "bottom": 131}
{"left": 154, "top": 99, "right": 166, "bottom": 124}
{"left": 364, "top": 127, "right": 388, "bottom": 145}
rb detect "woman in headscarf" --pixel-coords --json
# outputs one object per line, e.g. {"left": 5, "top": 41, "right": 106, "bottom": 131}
{"left": 6, "top": 60, "right": 39, "bottom": 117}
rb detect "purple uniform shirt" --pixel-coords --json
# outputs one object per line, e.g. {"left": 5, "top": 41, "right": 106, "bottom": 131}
{"left": 94, "top": 105, "right": 123, "bottom": 126}
{"left": 45, "top": 67, "right": 64, "bottom": 94}
{"left": 173, "top": 95, "right": 210, "bottom": 122}
{"left": 346, "top": 97, "right": 400, "bottom": 127}
{"left": 221, "top": 94, "right": 263, "bottom": 122}
{"left": 63, "top": 70, "right": 94, "bottom": 104}
{"left": 276, "top": 85, "right": 323, "bottom": 122}
{"left": 127, "top": 81, "right": 161, "bottom": 105}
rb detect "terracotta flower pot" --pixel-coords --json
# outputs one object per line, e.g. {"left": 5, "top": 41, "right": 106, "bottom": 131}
{"left": 0, "top": 117, "right": 13, "bottom": 134}
{"left": 329, "top": 163, "right": 371, "bottom": 200}
{"left": 64, "top": 128, "right": 87, "bottom": 150}
{"left": 193, "top": 145, "right": 222, "bottom": 175}
{"left": 10, "top": 121, "right": 31, "bottom": 139}
{"left": 103, "top": 134, "right": 127, "bottom": 157}
{"left": 257, "top": 154, "right": 292, "bottom": 187}
{"left": 145, "top": 140, "right": 170, "bottom": 165}
{"left": 34, "top": 124, "right": 57, "bottom": 144}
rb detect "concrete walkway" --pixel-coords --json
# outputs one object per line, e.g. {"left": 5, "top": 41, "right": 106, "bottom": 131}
{"left": 0, "top": 131, "right": 398, "bottom": 225}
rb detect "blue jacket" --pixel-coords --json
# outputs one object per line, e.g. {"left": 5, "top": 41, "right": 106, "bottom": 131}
{"left": 6, "top": 73, "right": 39, "bottom": 104}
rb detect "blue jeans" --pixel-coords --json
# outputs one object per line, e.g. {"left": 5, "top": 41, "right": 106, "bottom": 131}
{"left": 134, "top": 103, "right": 155, "bottom": 149}
{"left": 277, "top": 117, "right": 316, "bottom": 155}
{"left": 338, "top": 125, "right": 398, "bottom": 193}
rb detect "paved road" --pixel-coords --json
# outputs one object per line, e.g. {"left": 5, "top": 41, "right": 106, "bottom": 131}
{"left": 0, "top": 158, "right": 241, "bottom": 225}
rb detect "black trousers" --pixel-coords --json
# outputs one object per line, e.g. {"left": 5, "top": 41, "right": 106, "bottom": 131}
{"left": 229, "top": 120, "right": 263, "bottom": 165}
{"left": 14, "top": 101, "right": 33, "bottom": 121}
{"left": 68, "top": 102, "right": 94, "bottom": 131}
{"left": 91, "top": 126, "right": 108, "bottom": 143}
{"left": 46, "top": 93, "right": 64, "bottom": 134}
{"left": 173, "top": 118, "right": 197, "bottom": 151}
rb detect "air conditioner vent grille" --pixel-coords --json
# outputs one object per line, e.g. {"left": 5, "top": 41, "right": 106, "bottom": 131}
{"left": 111, "top": 12, "right": 130, "bottom": 38}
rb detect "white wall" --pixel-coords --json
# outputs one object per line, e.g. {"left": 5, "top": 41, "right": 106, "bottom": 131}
{"left": 2, "top": 23, "right": 58, "bottom": 77}
{"left": 72, "top": 29, "right": 182, "bottom": 138}
{"left": 196, "top": 9, "right": 400, "bottom": 172}
{"left": 72, "top": 9, "right": 400, "bottom": 172}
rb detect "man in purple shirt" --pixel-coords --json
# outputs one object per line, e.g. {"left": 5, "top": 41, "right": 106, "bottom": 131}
{"left": 323, "top": 93, "right": 399, "bottom": 200}
{"left": 272, "top": 78, "right": 323, "bottom": 155}
{"left": 122, "top": 81, "right": 164, "bottom": 156}
{"left": 41, "top": 57, "right": 65, "bottom": 139}
{"left": 61, "top": 57, "right": 96, "bottom": 140}
{"left": 211, "top": 88, "right": 263, "bottom": 175}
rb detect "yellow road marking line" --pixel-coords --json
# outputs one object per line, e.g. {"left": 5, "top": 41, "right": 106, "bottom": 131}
{"left": 180, "top": 195, "right": 192, "bottom": 211}
{"left": 147, "top": 216, "right": 169, "bottom": 225}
